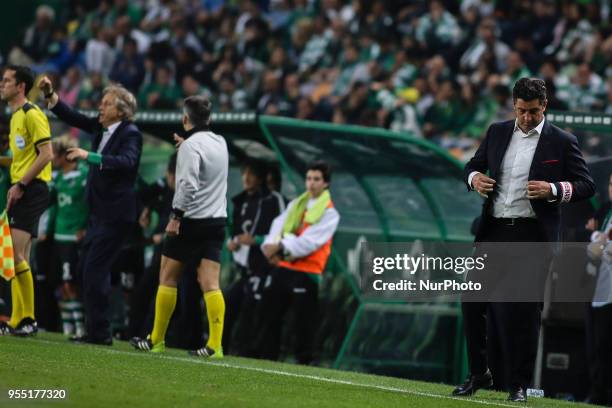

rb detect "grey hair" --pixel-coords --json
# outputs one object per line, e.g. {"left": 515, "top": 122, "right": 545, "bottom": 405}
{"left": 103, "top": 84, "right": 137, "bottom": 121}
{"left": 183, "top": 95, "right": 212, "bottom": 128}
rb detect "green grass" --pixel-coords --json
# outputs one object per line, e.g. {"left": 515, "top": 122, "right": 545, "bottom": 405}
{"left": 0, "top": 332, "right": 598, "bottom": 408}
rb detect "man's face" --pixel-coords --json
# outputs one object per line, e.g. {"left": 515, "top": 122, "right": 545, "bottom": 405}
{"left": 98, "top": 93, "right": 121, "bottom": 126}
{"left": 241, "top": 168, "right": 261, "bottom": 192}
{"left": 306, "top": 170, "right": 328, "bottom": 197}
{"left": 0, "top": 70, "right": 22, "bottom": 102}
{"left": 514, "top": 98, "right": 546, "bottom": 132}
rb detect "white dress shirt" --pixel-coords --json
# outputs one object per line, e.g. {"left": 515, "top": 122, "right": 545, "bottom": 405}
{"left": 468, "top": 118, "right": 557, "bottom": 218}
{"left": 97, "top": 121, "right": 121, "bottom": 153}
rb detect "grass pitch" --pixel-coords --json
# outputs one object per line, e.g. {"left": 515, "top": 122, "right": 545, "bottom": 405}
{"left": 0, "top": 332, "right": 598, "bottom": 407}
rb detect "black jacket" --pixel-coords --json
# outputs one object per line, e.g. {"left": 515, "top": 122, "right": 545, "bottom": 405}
{"left": 51, "top": 100, "right": 143, "bottom": 223}
{"left": 231, "top": 187, "right": 284, "bottom": 275}
{"left": 464, "top": 119, "right": 595, "bottom": 242}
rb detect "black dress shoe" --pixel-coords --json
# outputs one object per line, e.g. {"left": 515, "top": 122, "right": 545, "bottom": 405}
{"left": 507, "top": 387, "right": 527, "bottom": 402}
{"left": 69, "top": 335, "right": 112, "bottom": 346}
{"left": 452, "top": 370, "right": 493, "bottom": 396}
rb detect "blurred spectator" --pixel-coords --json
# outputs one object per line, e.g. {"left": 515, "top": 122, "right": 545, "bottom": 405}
{"left": 500, "top": 52, "right": 532, "bottom": 88}
{"left": 58, "top": 67, "right": 82, "bottom": 107}
{"left": 460, "top": 18, "right": 511, "bottom": 74}
{"left": 113, "top": 15, "right": 150, "bottom": 55}
{"left": 564, "top": 62, "right": 606, "bottom": 112}
{"left": 19, "top": 5, "right": 56, "bottom": 63}
{"left": 109, "top": 37, "right": 145, "bottom": 93}
{"left": 415, "top": 0, "right": 462, "bottom": 54}
{"left": 138, "top": 65, "right": 181, "bottom": 109}
{"left": 181, "top": 74, "right": 211, "bottom": 99}
{"left": 169, "top": 14, "right": 204, "bottom": 55}
{"left": 423, "top": 79, "right": 459, "bottom": 139}
{"left": 545, "top": 2, "right": 594, "bottom": 63}
{"left": 78, "top": 72, "right": 106, "bottom": 110}
{"left": 85, "top": 26, "right": 116, "bottom": 76}
{"left": 256, "top": 70, "right": 283, "bottom": 114}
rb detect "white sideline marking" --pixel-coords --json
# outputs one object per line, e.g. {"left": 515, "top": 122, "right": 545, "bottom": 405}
{"left": 19, "top": 338, "right": 520, "bottom": 407}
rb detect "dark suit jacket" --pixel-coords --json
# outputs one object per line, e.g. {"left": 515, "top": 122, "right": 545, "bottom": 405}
{"left": 51, "top": 100, "right": 143, "bottom": 223}
{"left": 464, "top": 119, "right": 595, "bottom": 242}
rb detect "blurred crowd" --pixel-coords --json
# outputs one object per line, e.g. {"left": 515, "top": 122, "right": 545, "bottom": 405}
{"left": 3, "top": 0, "right": 612, "bottom": 155}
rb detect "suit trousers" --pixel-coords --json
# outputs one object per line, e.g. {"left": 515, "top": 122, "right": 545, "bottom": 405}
{"left": 79, "top": 217, "right": 133, "bottom": 341}
{"left": 462, "top": 217, "right": 549, "bottom": 390}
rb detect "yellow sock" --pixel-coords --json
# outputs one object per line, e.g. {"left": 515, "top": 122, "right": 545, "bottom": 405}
{"left": 8, "top": 277, "right": 23, "bottom": 327}
{"left": 150, "top": 285, "right": 177, "bottom": 345}
{"left": 15, "top": 261, "right": 34, "bottom": 320}
{"left": 204, "top": 290, "right": 225, "bottom": 351}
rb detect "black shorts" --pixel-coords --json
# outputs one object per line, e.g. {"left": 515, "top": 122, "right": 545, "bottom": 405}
{"left": 162, "top": 218, "right": 225, "bottom": 264}
{"left": 56, "top": 242, "right": 79, "bottom": 284}
{"left": 8, "top": 180, "right": 49, "bottom": 237}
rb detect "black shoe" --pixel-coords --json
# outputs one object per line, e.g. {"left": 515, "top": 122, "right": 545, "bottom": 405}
{"left": 188, "top": 345, "right": 223, "bottom": 359}
{"left": 12, "top": 318, "right": 38, "bottom": 337}
{"left": 69, "top": 334, "right": 112, "bottom": 346}
{"left": 452, "top": 370, "right": 493, "bottom": 396}
{"left": 507, "top": 387, "right": 527, "bottom": 402}
{"left": 0, "top": 321, "right": 14, "bottom": 336}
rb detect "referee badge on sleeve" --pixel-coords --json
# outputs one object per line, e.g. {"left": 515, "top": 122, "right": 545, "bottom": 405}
{"left": 15, "top": 135, "right": 25, "bottom": 149}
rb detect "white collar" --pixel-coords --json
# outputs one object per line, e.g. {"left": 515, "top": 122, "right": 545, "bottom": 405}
{"left": 104, "top": 121, "right": 121, "bottom": 134}
{"left": 514, "top": 117, "right": 546, "bottom": 138}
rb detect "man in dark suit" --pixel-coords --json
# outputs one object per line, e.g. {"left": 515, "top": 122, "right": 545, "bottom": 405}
{"left": 453, "top": 78, "right": 595, "bottom": 402}
{"left": 39, "top": 76, "right": 142, "bottom": 345}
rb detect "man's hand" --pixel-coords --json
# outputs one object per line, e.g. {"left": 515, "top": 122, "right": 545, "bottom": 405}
{"left": 263, "top": 243, "right": 280, "bottom": 259}
{"left": 586, "top": 217, "right": 598, "bottom": 232}
{"left": 227, "top": 239, "right": 238, "bottom": 252}
{"left": 472, "top": 173, "right": 496, "bottom": 198}
{"left": 165, "top": 218, "right": 180, "bottom": 236}
{"left": 38, "top": 76, "right": 53, "bottom": 95}
{"left": 66, "top": 147, "right": 89, "bottom": 162}
{"left": 526, "top": 180, "right": 553, "bottom": 200}
{"left": 152, "top": 233, "right": 163, "bottom": 245}
{"left": 268, "top": 254, "right": 281, "bottom": 265}
{"left": 173, "top": 133, "right": 185, "bottom": 149}
{"left": 237, "top": 233, "right": 255, "bottom": 246}
{"left": 6, "top": 184, "right": 24, "bottom": 211}
{"left": 76, "top": 229, "right": 86, "bottom": 242}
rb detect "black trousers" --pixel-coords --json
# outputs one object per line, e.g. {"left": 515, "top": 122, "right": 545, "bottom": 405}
{"left": 586, "top": 303, "right": 612, "bottom": 403}
{"left": 78, "top": 218, "right": 132, "bottom": 341}
{"left": 253, "top": 267, "right": 319, "bottom": 364}
{"left": 224, "top": 265, "right": 271, "bottom": 355}
{"left": 462, "top": 217, "right": 549, "bottom": 390}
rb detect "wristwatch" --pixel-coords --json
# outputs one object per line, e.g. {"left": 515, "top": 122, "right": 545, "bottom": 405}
{"left": 16, "top": 181, "right": 27, "bottom": 190}
{"left": 169, "top": 212, "right": 182, "bottom": 221}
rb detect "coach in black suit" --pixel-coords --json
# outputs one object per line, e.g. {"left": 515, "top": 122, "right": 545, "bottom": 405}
{"left": 453, "top": 78, "right": 595, "bottom": 402}
{"left": 39, "top": 77, "right": 143, "bottom": 345}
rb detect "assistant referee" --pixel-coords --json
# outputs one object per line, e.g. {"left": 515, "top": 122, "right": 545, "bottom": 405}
{"left": 0, "top": 65, "right": 53, "bottom": 337}
{"left": 131, "top": 95, "right": 228, "bottom": 358}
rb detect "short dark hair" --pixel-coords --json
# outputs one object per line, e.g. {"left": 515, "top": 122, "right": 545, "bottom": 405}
{"left": 307, "top": 160, "right": 331, "bottom": 183}
{"left": 167, "top": 152, "right": 177, "bottom": 174}
{"left": 183, "top": 95, "right": 212, "bottom": 128}
{"left": 241, "top": 158, "right": 267, "bottom": 182}
{"left": 6, "top": 65, "right": 35, "bottom": 95}
{"left": 267, "top": 163, "right": 282, "bottom": 190}
{"left": 512, "top": 77, "right": 547, "bottom": 105}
